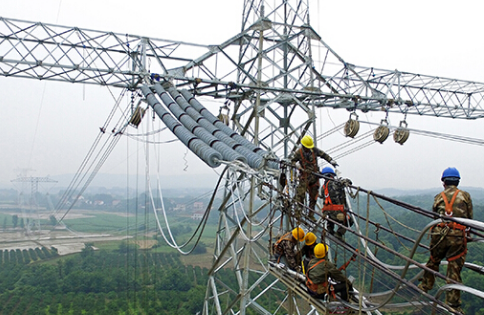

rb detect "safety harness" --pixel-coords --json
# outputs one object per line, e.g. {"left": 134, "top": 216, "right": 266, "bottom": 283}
{"left": 322, "top": 182, "right": 344, "bottom": 212}
{"left": 305, "top": 259, "right": 333, "bottom": 297}
{"left": 431, "top": 189, "right": 468, "bottom": 262}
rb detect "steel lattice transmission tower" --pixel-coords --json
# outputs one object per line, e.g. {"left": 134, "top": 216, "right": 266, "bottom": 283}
{"left": 11, "top": 176, "right": 57, "bottom": 234}
{"left": 2, "top": 0, "right": 484, "bottom": 314}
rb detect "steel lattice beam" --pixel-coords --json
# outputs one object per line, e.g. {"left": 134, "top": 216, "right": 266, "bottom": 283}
{"left": 1, "top": 16, "right": 484, "bottom": 119}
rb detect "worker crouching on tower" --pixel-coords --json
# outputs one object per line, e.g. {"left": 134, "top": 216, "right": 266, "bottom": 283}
{"left": 273, "top": 227, "right": 305, "bottom": 272}
{"left": 306, "top": 243, "right": 354, "bottom": 302}
{"left": 300, "top": 232, "right": 317, "bottom": 271}
{"left": 291, "top": 135, "right": 338, "bottom": 221}
{"left": 418, "top": 167, "right": 473, "bottom": 314}
{"left": 320, "top": 167, "right": 353, "bottom": 240}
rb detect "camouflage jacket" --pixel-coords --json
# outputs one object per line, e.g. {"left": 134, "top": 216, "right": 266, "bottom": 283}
{"left": 291, "top": 147, "right": 333, "bottom": 184}
{"left": 321, "top": 178, "right": 349, "bottom": 207}
{"left": 306, "top": 257, "right": 351, "bottom": 286}
{"left": 274, "top": 233, "right": 300, "bottom": 270}
{"left": 432, "top": 185, "right": 473, "bottom": 219}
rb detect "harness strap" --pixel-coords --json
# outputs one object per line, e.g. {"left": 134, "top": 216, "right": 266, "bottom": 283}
{"left": 339, "top": 250, "right": 358, "bottom": 271}
{"left": 441, "top": 189, "right": 460, "bottom": 217}
{"left": 305, "top": 259, "right": 328, "bottom": 293}
{"left": 322, "top": 204, "right": 344, "bottom": 212}
{"left": 448, "top": 237, "right": 468, "bottom": 262}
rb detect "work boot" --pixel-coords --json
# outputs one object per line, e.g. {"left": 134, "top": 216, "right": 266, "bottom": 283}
{"left": 448, "top": 305, "right": 464, "bottom": 314}
{"left": 308, "top": 213, "right": 316, "bottom": 222}
{"left": 335, "top": 231, "right": 344, "bottom": 241}
{"left": 417, "top": 283, "right": 429, "bottom": 293}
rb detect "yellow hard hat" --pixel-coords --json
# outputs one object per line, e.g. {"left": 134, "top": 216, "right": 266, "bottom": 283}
{"left": 305, "top": 232, "right": 317, "bottom": 246}
{"left": 301, "top": 135, "right": 314, "bottom": 149}
{"left": 292, "top": 227, "right": 305, "bottom": 241}
{"left": 314, "top": 243, "right": 328, "bottom": 258}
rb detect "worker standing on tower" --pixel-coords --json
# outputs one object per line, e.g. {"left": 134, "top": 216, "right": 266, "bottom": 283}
{"left": 418, "top": 167, "right": 473, "bottom": 314}
{"left": 320, "top": 167, "right": 353, "bottom": 240}
{"left": 291, "top": 135, "right": 338, "bottom": 221}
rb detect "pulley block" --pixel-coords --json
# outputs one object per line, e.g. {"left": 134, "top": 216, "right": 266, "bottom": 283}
{"left": 344, "top": 113, "right": 360, "bottom": 138}
{"left": 128, "top": 105, "right": 146, "bottom": 128}
{"left": 373, "top": 120, "right": 390, "bottom": 143}
{"left": 393, "top": 121, "right": 410, "bottom": 145}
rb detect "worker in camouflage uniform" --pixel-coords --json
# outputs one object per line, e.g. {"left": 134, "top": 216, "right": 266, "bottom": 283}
{"left": 418, "top": 167, "right": 473, "bottom": 313}
{"left": 291, "top": 135, "right": 338, "bottom": 221}
{"left": 306, "top": 243, "right": 354, "bottom": 302}
{"left": 320, "top": 167, "right": 353, "bottom": 240}
{"left": 273, "top": 227, "right": 305, "bottom": 272}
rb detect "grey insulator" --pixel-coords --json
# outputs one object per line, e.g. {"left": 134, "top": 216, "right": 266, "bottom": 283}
{"left": 179, "top": 89, "right": 268, "bottom": 156}
{"left": 140, "top": 85, "right": 222, "bottom": 168}
{"left": 168, "top": 87, "right": 265, "bottom": 169}
{"left": 152, "top": 84, "right": 247, "bottom": 165}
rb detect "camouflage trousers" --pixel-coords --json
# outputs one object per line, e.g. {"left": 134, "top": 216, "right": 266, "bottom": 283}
{"left": 420, "top": 227, "right": 466, "bottom": 307}
{"left": 294, "top": 180, "right": 319, "bottom": 220}
{"left": 323, "top": 211, "right": 347, "bottom": 237}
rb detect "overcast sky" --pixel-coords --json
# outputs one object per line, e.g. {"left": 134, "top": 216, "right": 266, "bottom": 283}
{"left": 1, "top": 0, "right": 483, "bottom": 193}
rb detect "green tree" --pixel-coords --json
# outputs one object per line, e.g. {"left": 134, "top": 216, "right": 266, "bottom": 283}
{"left": 49, "top": 215, "right": 57, "bottom": 226}
{"left": 12, "top": 214, "right": 18, "bottom": 228}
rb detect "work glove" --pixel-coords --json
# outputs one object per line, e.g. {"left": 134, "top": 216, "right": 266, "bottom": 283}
{"left": 295, "top": 266, "right": 302, "bottom": 273}
{"left": 341, "top": 178, "right": 352, "bottom": 186}
{"left": 330, "top": 160, "right": 338, "bottom": 167}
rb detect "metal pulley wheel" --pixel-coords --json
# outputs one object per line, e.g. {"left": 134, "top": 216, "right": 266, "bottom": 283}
{"left": 373, "top": 120, "right": 390, "bottom": 143}
{"left": 393, "top": 121, "right": 410, "bottom": 145}
{"left": 344, "top": 113, "right": 360, "bottom": 138}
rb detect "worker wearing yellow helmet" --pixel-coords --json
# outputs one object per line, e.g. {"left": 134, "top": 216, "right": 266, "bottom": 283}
{"left": 300, "top": 232, "right": 317, "bottom": 270}
{"left": 305, "top": 243, "right": 353, "bottom": 302}
{"left": 273, "top": 227, "right": 305, "bottom": 272}
{"left": 291, "top": 135, "right": 338, "bottom": 221}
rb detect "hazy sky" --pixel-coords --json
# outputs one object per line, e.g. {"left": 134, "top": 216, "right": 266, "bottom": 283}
{"left": 1, "top": 0, "right": 483, "bottom": 193}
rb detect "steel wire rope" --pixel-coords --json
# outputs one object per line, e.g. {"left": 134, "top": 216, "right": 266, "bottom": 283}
{"left": 55, "top": 95, "right": 133, "bottom": 225}
{"left": 227, "top": 172, "right": 273, "bottom": 242}
{"left": 54, "top": 88, "right": 129, "bottom": 214}
{"left": 359, "top": 120, "right": 484, "bottom": 146}
{"left": 324, "top": 212, "right": 484, "bottom": 313}
{"left": 277, "top": 163, "right": 478, "bottom": 306}
{"left": 276, "top": 163, "right": 483, "bottom": 312}
{"left": 321, "top": 227, "right": 453, "bottom": 313}
{"left": 148, "top": 164, "right": 229, "bottom": 254}
{"left": 316, "top": 122, "right": 346, "bottom": 141}
{"left": 55, "top": 28, "right": 136, "bottom": 210}
{"left": 369, "top": 193, "right": 425, "bottom": 254}
{"left": 56, "top": 29, "right": 136, "bottom": 212}
{"left": 56, "top": 125, "right": 126, "bottom": 224}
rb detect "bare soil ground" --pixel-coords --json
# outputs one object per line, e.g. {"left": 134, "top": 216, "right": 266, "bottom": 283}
{"left": 0, "top": 209, "right": 131, "bottom": 256}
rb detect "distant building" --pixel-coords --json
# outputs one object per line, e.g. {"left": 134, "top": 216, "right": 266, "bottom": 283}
{"left": 173, "top": 204, "right": 186, "bottom": 211}
{"left": 192, "top": 211, "right": 204, "bottom": 220}
{"left": 193, "top": 201, "right": 204, "bottom": 211}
